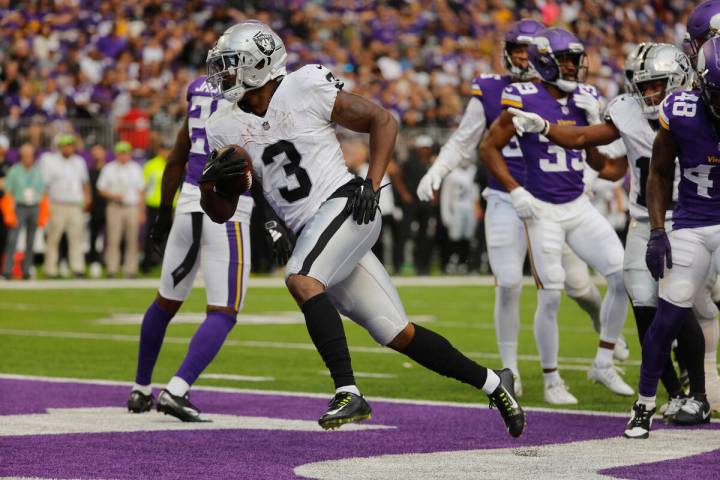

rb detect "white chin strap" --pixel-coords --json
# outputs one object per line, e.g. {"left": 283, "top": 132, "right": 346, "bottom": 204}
{"left": 554, "top": 79, "right": 578, "bottom": 93}
{"left": 223, "top": 86, "right": 247, "bottom": 103}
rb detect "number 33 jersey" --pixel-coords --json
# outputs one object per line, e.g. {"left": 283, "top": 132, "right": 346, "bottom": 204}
{"left": 660, "top": 90, "right": 720, "bottom": 229}
{"left": 501, "top": 81, "right": 600, "bottom": 204}
{"left": 605, "top": 93, "right": 678, "bottom": 221}
{"left": 206, "top": 64, "right": 354, "bottom": 233}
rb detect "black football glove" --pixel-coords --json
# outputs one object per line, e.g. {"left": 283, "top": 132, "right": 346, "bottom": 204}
{"left": 149, "top": 204, "right": 173, "bottom": 256}
{"left": 264, "top": 220, "right": 295, "bottom": 266}
{"left": 200, "top": 146, "right": 248, "bottom": 198}
{"left": 346, "top": 177, "right": 380, "bottom": 224}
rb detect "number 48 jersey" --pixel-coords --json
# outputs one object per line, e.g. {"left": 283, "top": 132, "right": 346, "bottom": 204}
{"left": 206, "top": 64, "right": 354, "bottom": 233}
{"left": 604, "top": 93, "right": 678, "bottom": 221}
{"left": 660, "top": 90, "right": 720, "bottom": 229}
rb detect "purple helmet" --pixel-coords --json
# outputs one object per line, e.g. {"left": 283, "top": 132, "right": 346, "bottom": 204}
{"left": 686, "top": 0, "right": 720, "bottom": 65}
{"left": 697, "top": 36, "right": 720, "bottom": 120}
{"left": 529, "top": 27, "right": 587, "bottom": 93}
{"left": 503, "top": 19, "right": 544, "bottom": 80}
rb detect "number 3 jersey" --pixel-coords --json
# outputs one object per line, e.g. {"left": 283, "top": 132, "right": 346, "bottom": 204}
{"left": 660, "top": 90, "right": 720, "bottom": 229}
{"left": 177, "top": 76, "right": 253, "bottom": 223}
{"left": 604, "top": 93, "right": 678, "bottom": 221}
{"left": 206, "top": 64, "right": 354, "bottom": 233}
{"left": 501, "top": 81, "right": 598, "bottom": 204}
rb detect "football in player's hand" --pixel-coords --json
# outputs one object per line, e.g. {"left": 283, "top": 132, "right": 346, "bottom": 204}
{"left": 199, "top": 145, "right": 253, "bottom": 223}
{"left": 200, "top": 144, "right": 253, "bottom": 197}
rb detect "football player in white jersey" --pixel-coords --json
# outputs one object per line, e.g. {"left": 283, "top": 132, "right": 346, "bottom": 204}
{"left": 126, "top": 74, "right": 279, "bottom": 421}
{"left": 200, "top": 20, "right": 525, "bottom": 437}
{"left": 509, "top": 43, "right": 720, "bottom": 420}
{"left": 415, "top": 19, "right": 624, "bottom": 398}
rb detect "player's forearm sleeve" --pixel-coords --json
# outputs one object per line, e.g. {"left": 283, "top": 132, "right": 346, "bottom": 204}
{"left": 434, "top": 98, "right": 486, "bottom": 173}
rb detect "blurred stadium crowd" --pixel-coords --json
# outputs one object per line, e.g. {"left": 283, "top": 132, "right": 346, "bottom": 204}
{"left": 0, "top": 0, "right": 699, "bottom": 278}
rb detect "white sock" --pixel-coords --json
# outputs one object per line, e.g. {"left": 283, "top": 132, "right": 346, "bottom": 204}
{"left": 543, "top": 370, "right": 561, "bottom": 386}
{"left": 132, "top": 383, "right": 152, "bottom": 396}
{"left": 700, "top": 316, "right": 719, "bottom": 371}
{"left": 599, "top": 271, "right": 628, "bottom": 344}
{"left": 638, "top": 394, "right": 656, "bottom": 410}
{"left": 166, "top": 376, "right": 190, "bottom": 397}
{"left": 336, "top": 385, "right": 361, "bottom": 396}
{"left": 569, "top": 284, "right": 602, "bottom": 333}
{"left": 494, "top": 285, "right": 522, "bottom": 374}
{"left": 482, "top": 369, "right": 501, "bottom": 394}
{"left": 594, "top": 346, "right": 614, "bottom": 366}
{"left": 534, "top": 289, "right": 561, "bottom": 370}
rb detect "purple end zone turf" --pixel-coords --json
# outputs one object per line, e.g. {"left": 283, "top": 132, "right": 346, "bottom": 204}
{"left": 0, "top": 378, "right": 718, "bottom": 479}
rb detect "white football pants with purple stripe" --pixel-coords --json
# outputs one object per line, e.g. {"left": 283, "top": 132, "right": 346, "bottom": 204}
{"left": 159, "top": 212, "right": 250, "bottom": 311}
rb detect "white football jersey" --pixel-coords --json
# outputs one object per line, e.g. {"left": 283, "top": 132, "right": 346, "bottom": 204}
{"left": 604, "top": 94, "right": 678, "bottom": 220}
{"left": 206, "top": 64, "right": 354, "bottom": 232}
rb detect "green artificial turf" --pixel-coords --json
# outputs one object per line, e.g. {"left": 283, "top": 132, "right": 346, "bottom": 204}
{"left": 0, "top": 283, "right": 685, "bottom": 413}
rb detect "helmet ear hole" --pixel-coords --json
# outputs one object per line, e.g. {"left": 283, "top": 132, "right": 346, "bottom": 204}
{"left": 255, "top": 59, "right": 266, "bottom": 70}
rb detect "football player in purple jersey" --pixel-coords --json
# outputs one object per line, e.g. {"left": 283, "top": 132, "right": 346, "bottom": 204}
{"left": 509, "top": 44, "right": 720, "bottom": 423}
{"left": 683, "top": 0, "right": 720, "bottom": 417}
{"left": 624, "top": 37, "right": 720, "bottom": 438}
{"left": 416, "top": 19, "right": 619, "bottom": 399}
{"left": 480, "top": 28, "right": 632, "bottom": 405}
{"left": 126, "top": 75, "right": 292, "bottom": 422}
{"left": 685, "top": 0, "right": 720, "bottom": 65}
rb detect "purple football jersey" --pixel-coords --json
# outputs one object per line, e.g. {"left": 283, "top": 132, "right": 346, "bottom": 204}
{"left": 501, "top": 82, "right": 597, "bottom": 204}
{"left": 185, "top": 76, "right": 219, "bottom": 186}
{"left": 471, "top": 74, "right": 525, "bottom": 192}
{"left": 660, "top": 90, "right": 720, "bottom": 229}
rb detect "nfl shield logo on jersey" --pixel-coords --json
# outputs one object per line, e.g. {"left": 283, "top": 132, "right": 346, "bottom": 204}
{"left": 561, "top": 105, "right": 570, "bottom": 115}
{"left": 262, "top": 121, "right": 271, "bottom": 131}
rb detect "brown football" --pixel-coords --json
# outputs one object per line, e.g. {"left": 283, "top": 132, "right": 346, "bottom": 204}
{"left": 220, "top": 144, "right": 253, "bottom": 196}
{"left": 198, "top": 145, "right": 253, "bottom": 223}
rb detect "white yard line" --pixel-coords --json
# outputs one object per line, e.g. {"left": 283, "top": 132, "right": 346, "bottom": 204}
{"left": 0, "top": 372, "right": 641, "bottom": 418}
{"left": 0, "top": 327, "right": 641, "bottom": 366}
{"left": 0, "top": 275, "right": 609, "bottom": 290}
{"left": 200, "top": 373, "right": 275, "bottom": 382}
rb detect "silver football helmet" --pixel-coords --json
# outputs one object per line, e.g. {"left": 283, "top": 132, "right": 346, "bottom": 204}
{"left": 628, "top": 43, "right": 693, "bottom": 119}
{"left": 623, "top": 42, "right": 651, "bottom": 92}
{"left": 206, "top": 20, "right": 287, "bottom": 102}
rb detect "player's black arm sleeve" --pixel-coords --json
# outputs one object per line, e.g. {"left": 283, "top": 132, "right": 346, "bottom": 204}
{"left": 331, "top": 90, "right": 398, "bottom": 190}
{"left": 646, "top": 128, "right": 678, "bottom": 230}
{"left": 161, "top": 117, "right": 191, "bottom": 207}
{"left": 479, "top": 111, "right": 521, "bottom": 191}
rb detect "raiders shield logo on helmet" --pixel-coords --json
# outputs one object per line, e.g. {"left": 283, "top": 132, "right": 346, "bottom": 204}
{"left": 253, "top": 32, "right": 276, "bottom": 56}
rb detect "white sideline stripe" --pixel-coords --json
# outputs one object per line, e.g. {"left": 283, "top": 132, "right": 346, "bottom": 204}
{"left": 319, "top": 371, "right": 397, "bottom": 379}
{"left": 202, "top": 374, "right": 275, "bottom": 382}
{"left": 0, "top": 373, "right": 644, "bottom": 418}
{"left": 0, "top": 275, "right": 608, "bottom": 290}
{"left": 0, "top": 328, "right": 641, "bottom": 366}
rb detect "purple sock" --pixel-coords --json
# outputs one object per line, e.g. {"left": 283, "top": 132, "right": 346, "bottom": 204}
{"left": 639, "top": 299, "right": 692, "bottom": 397}
{"left": 175, "top": 311, "right": 236, "bottom": 386}
{"left": 135, "top": 301, "right": 174, "bottom": 385}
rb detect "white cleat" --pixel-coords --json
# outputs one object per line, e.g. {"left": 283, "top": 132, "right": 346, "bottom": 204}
{"left": 588, "top": 362, "right": 634, "bottom": 396}
{"left": 613, "top": 335, "right": 630, "bottom": 362}
{"left": 544, "top": 378, "right": 578, "bottom": 405}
